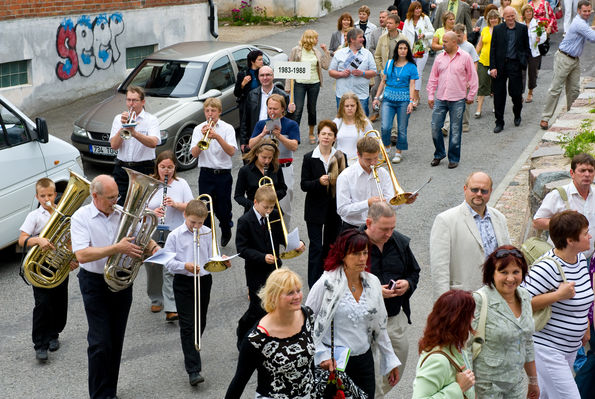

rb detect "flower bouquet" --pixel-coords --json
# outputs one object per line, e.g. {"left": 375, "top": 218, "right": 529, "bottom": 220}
{"left": 534, "top": 18, "right": 548, "bottom": 46}
{"left": 413, "top": 40, "right": 425, "bottom": 58}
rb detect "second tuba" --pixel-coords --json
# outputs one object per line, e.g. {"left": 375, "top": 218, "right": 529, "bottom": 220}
{"left": 104, "top": 168, "right": 164, "bottom": 292}
{"left": 22, "top": 171, "right": 91, "bottom": 288}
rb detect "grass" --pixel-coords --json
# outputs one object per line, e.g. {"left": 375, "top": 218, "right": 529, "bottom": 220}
{"left": 560, "top": 119, "right": 595, "bottom": 158}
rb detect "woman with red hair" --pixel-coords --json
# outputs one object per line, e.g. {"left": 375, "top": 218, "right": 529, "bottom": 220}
{"left": 412, "top": 290, "right": 476, "bottom": 398}
{"left": 305, "top": 229, "right": 400, "bottom": 398}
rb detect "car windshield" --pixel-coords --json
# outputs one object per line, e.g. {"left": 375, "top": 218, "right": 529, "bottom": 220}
{"left": 121, "top": 60, "right": 206, "bottom": 98}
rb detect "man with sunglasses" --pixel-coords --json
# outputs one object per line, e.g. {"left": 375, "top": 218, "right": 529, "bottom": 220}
{"left": 430, "top": 171, "right": 511, "bottom": 299}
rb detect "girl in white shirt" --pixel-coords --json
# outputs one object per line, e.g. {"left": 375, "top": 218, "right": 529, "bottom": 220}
{"left": 333, "top": 92, "right": 373, "bottom": 165}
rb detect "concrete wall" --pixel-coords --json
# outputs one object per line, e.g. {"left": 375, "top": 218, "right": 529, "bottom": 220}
{"left": 217, "top": 0, "right": 360, "bottom": 17}
{"left": 0, "top": 3, "right": 215, "bottom": 114}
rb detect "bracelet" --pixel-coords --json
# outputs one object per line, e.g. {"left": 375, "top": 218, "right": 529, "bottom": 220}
{"left": 528, "top": 376, "right": 538, "bottom": 386}
{"left": 363, "top": 71, "right": 366, "bottom": 78}
{"left": 374, "top": 97, "right": 379, "bottom": 100}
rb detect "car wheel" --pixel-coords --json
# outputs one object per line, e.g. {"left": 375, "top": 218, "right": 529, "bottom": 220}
{"left": 174, "top": 127, "right": 197, "bottom": 170}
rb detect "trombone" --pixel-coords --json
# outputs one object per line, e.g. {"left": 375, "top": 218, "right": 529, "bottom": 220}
{"left": 192, "top": 227, "right": 201, "bottom": 351}
{"left": 197, "top": 118, "right": 215, "bottom": 150}
{"left": 196, "top": 194, "right": 229, "bottom": 272}
{"left": 364, "top": 130, "right": 413, "bottom": 206}
{"left": 120, "top": 108, "right": 137, "bottom": 140}
{"left": 257, "top": 176, "right": 303, "bottom": 260}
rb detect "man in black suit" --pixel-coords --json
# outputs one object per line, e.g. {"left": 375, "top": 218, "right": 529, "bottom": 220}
{"left": 489, "top": 6, "right": 530, "bottom": 133}
{"left": 239, "top": 66, "right": 294, "bottom": 155}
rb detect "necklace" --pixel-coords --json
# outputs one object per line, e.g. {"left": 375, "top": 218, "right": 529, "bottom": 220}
{"left": 395, "top": 62, "right": 405, "bottom": 81}
{"left": 350, "top": 284, "right": 356, "bottom": 293}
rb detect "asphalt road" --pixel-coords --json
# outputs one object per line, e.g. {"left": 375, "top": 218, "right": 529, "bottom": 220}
{"left": 1, "top": 0, "right": 594, "bottom": 398}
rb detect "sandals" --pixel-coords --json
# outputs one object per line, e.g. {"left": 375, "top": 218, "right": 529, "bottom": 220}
{"left": 474, "top": 111, "right": 481, "bottom": 119}
{"left": 309, "top": 135, "right": 316, "bottom": 144}
{"left": 525, "top": 95, "right": 533, "bottom": 103}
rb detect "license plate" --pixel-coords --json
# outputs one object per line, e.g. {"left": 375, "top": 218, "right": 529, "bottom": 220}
{"left": 90, "top": 145, "right": 117, "bottom": 156}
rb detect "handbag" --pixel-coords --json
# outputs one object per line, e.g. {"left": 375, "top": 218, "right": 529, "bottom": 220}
{"left": 312, "top": 321, "right": 368, "bottom": 399}
{"left": 471, "top": 288, "right": 488, "bottom": 359}
{"left": 533, "top": 255, "right": 566, "bottom": 331}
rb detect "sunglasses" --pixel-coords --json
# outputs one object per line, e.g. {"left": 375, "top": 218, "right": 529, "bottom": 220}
{"left": 494, "top": 248, "right": 523, "bottom": 259}
{"left": 469, "top": 187, "right": 490, "bottom": 195}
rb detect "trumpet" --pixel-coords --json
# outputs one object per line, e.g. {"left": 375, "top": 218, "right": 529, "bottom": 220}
{"left": 197, "top": 118, "right": 215, "bottom": 150}
{"left": 364, "top": 130, "right": 413, "bottom": 205}
{"left": 120, "top": 108, "right": 137, "bottom": 140}
{"left": 196, "top": 194, "right": 229, "bottom": 272}
{"left": 257, "top": 176, "right": 303, "bottom": 260}
{"left": 193, "top": 227, "right": 201, "bottom": 351}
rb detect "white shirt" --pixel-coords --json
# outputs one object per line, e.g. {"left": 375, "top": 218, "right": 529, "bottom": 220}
{"left": 71, "top": 202, "right": 122, "bottom": 274}
{"left": 333, "top": 118, "right": 374, "bottom": 164}
{"left": 329, "top": 46, "right": 377, "bottom": 100}
{"left": 190, "top": 119, "right": 237, "bottom": 169}
{"left": 259, "top": 87, "right": 274, "bottom": 121}
{"left": 311, "top": 146, "right": 337, "bottom": 173}
{"left": 534, "top": 182, "right": 595, "bottom": 257}
{"left": 524, "top": 18, "right": 548, "bottom": 58}
{"left": 109, "top": 109, "right": 161, "bottom": 162}
{"left": 164, "top": 223, "right": 212, "bottom": 277}
{"left": 459, "top": 40, "right": 480, "bottom": 62}
{"left": 336, "top": 161, "right": 396, "bottom": 226}
{"left": 20, "top": 206, "right": 51, "bottom": 236}
{"left": 146, "top": 177, "right": 194, "bottom": 230}
{"left": 252, "top": 206, "right": 267, "bottom": 225}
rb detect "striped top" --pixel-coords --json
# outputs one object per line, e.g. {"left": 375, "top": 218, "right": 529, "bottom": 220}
{"left": 522, "top": 249, "right": 593, "bottom": 353}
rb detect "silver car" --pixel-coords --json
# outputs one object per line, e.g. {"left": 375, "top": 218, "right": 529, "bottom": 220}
{"left": 71, "top": 41, "right": 287, "bottom": 170}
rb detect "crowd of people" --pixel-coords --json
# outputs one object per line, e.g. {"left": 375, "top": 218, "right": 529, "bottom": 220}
{"left": 16, "top": 1, "right": 595, "bottom": 399}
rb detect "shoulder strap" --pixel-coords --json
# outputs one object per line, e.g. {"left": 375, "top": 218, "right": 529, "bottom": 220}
{"left": 472, "top": 289, "right": 488, "bottom": 359}
{"left": 555, "top": 186, "right": 570, "bottom": 210}
{"left": 542, "top": 255, "right": 567, "bottom": 283}
{"left": 544, "top": 2, "right": 550, "bottom": 19}
{"left": 420, "top": 350, "right": 464, "bottom": 372}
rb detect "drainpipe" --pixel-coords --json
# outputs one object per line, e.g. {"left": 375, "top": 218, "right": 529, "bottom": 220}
{"left": 208, "top": 0, "right": 218, "bottom": 39}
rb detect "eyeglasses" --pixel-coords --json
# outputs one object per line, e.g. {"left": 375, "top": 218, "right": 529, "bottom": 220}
{"left": 104, "top": 194, "right": 121, "bottom": 202}
{"left": 469, "top": 187, "right": 490, "bottom": 195}
{"left": 126, "top": 98, "right": 141, "bottom": 103}
{"left": 260, "top": 73, "right": 273, "bottom": 77}
{"left": 494, "top": 248, "right": 523, "bottom": 259}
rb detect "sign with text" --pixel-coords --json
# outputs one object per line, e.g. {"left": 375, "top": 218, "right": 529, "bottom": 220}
{"left": 273, "top": 61, "right": 311, "bottom": 80}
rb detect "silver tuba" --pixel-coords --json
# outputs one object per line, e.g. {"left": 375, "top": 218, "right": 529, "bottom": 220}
{"left": 104, "top": 167, "right": 164, "bottom": 292}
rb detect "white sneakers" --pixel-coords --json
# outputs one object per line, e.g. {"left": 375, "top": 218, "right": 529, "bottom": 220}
{"left": 392, "top": 153, "right": 402, "bottom": 163}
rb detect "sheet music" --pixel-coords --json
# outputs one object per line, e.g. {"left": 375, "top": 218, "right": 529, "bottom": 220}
{"left": 285, "top": 228, "right": 301, "bottom": 251}
{"left": 145, "top": 249, "right": 176, "bottom": 265}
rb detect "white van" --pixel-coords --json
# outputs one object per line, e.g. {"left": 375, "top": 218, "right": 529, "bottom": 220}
{"left": 0, "top": 95, "right": 84, "bottom": 250}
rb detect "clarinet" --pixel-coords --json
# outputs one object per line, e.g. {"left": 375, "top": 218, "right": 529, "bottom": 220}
{"left": 160, "top": 175, "right": 169, "bottom": 225}
{"left": 155, "top": 175, "right": 169, "bottom": 246}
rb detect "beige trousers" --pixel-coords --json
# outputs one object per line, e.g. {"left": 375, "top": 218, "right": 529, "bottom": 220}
{"left": 541, "top": 50, "right": 581, "bottom": 122}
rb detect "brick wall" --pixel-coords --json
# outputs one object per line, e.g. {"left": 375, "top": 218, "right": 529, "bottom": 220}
{"left": 0, "top": 0, "right": 207, "bottom": 21}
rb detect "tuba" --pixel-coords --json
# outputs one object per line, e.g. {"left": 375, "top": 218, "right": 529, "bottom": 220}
{"left": 364, "top": 130, "right": 413, "bottom": 206}
{"left": 196, "top": 119, "right": 215, "bottom": 150}
{"left": 104, "top": 168, "right": 165, "bottom": 292}
{"left": 257, "top": 176, "right": 303, "bottom": 260}
{"left": 22, "top": 171, "right": 91, "bottom": 288}
{"left": 196, "top": 194, "right": 229, "bottom": 272}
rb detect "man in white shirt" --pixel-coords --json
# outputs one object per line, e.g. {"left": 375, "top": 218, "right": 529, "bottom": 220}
{"left": 191, "top": 97, "right": 237, "bottom": 247}
{"left": 329, "top": 28, "right": 377, "bottom": 115}
{"left": 71, "top": 175, "right": 159, "bottom": 399}
{"left": 109, "top": 86, "right": 161, "bottom": 205}
{"left": 336, "top": 136, "right": 416, "bottom": 230}
{"left": 534, "top": 153, "right": 595, "bottom": 258}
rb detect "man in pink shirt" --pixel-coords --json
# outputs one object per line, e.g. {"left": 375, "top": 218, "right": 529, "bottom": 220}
{"left": 426, "top": 31, "right": 478, "bottom": 169}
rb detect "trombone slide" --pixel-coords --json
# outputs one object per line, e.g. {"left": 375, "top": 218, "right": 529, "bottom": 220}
{"left": 193, "top": 227, "right": 201, "bottom": 352}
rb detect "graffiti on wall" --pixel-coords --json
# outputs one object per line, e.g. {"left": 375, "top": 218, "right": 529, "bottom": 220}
{"left": 56, "top": 13, "right": 125, "bottom": 80}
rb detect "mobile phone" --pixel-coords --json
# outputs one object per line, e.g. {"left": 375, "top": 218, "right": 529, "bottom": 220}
{"left": 388, "top": 279, "right": 397, "bottom": 290}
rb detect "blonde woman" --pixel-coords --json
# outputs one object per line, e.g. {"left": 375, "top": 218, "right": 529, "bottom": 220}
{"left": 287, "top": 30, "right": 331, "bottom": 143}
{"left": 333, "top": 92, "right": 373, "bottom": 165}
{"left": 431, "top": 12, "right": 455, "bottom": 52}
{"left": 474, "top": 10, "right": 500, "bottom": 117}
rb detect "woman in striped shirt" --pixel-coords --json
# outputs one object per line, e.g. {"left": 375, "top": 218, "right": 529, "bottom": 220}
{"left": 522, "top": 210, "right": 594, "bottom": 399}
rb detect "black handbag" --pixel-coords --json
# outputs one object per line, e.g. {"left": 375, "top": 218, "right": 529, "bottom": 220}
{"left": 538, "top": 37, "right": 550, "bottom": 56}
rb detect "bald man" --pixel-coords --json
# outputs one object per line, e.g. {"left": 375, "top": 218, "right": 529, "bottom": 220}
{"left": 429, "top": 172, "right": 511, "bottom": 299}
{"left": 71, "top": 175, "right": 159, "bottom": 399}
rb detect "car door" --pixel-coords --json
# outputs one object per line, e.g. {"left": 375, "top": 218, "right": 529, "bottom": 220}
{"left": 0, "top": 101, "right": 46, "bottom": 247}
{"left": 203, "top": 55, "right": 237, "bottom": 125}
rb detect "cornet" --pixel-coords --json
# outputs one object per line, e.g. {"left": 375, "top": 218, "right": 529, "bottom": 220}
{"left": 196, "top": 119, "right": 215, "bottom": 150}
{"left": 120, "top": 108, "right": 137, "bottom": 140}
{"left": 364, "top": 130, "right": 413, "bottom": 205}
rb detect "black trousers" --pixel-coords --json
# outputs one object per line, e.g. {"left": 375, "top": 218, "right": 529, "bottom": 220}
{"left": 236, "top": 286, "right": 267, "bottom": 350}
{"left": 345, "top": 348, "right": 376, "bottom": 398}
{"left": 173, "top": 273, "right": 212, "bottom": 374}
{"left": 32, "top": 275, "right": 69, "bottom": 350}
{"left": 112, "top": 161, "right": 155, "bottom": 206}
{"left": 78, "top": 268, "right": 133, "bottom": 399}
{"left": 493, "top": 59, "right": 524, "bottom": 127}
{"left": 198, "top": 168, "right": 233, "bottom": 236}
{"left": 306, "top": 214, "right": 341, "bottom": 288}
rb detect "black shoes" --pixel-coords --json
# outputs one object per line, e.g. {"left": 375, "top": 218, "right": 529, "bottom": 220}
{"left": 430, "top": 158, "right": 444, "bottom": 167}
{"left": 221, "top": 232, "right": 232, "bottom": 247}
{"left": 514, "top": 116, "right": 522, "bottom": 126}
{"left": 36, "top": 348, "right": 48, "bottom": 362}
{"left": 448, "top": 162, "right": 459, "bottom": 169}
{"left": 49, "top": 338, "right": 60, "bottom": 352}
{"left": 493, "top": 125, "right": 504, "bottom": 134}
{"left": 189, "top": 372, "right": 205, "bottom": 386}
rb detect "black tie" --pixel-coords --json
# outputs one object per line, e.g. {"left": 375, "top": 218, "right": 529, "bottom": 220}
{"left": 260, "top": 218, "right": 266, "bottom": 229}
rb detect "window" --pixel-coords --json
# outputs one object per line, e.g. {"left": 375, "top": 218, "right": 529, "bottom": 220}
{"left": 204, "top": 56, "right": 235, "bottom": 92}
{"left": 232, "top": 48, "right": 251, "bottom": 72}
{"left": 0, "top": 60, "right": 28, "bottom": 88}
{"left": 125, "top": 60, "right": 206, "bottom": 98}
{"left": 126, "top": 45, "right": 157, "bottom": 69}
{"left": 0, "top": 102, "right": 30, "bottom": 149}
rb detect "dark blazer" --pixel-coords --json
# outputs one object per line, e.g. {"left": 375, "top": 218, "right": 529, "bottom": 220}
{"left": 489, "top": 22, "right": 530, "bottom": 70}
{"left": 236, "top": 208, "right": 284, "bottom": 291}
{"left": 234, "top": 67, "right": 260, "bottom": 101}
{"left": 234, "top": 162, "right": 287, "bottom": 213}
{"left": 300, "top": 150, "right": 347, "bottom": 223}
{"left": 239, "top": 86, "right": 290, "bottom": 146}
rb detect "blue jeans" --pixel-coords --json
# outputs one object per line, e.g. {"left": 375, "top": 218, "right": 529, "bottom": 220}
{"left": 381, "top": 100, "right": 409, "bottom": 150}
{"left": 431, "top": 99, "right": 466, "bottom": 163}
{"left": 336, "top": 96, "right": 370, "bottom": 116}
{"left": 293, "top": 82, "right": 320, "bottom": 127}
